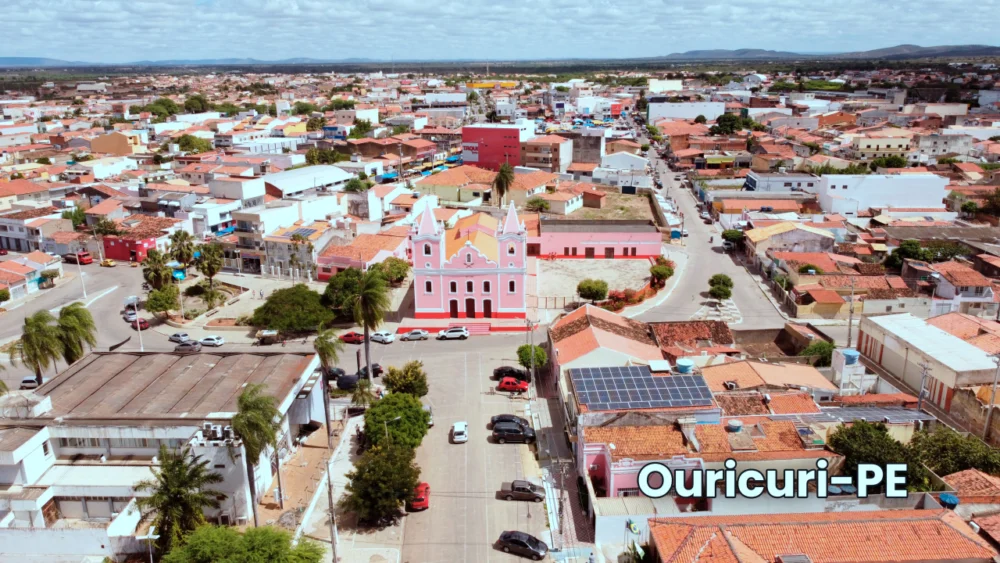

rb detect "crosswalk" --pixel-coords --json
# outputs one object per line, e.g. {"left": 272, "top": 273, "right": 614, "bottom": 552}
{"left": 689, "top": 299, "right": 742, "bottom": 323}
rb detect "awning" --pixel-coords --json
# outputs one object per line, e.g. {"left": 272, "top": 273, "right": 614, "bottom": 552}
{"left": 421, "top": 171, "right": 432, "bottom": 176}
{"left": 380, "top": 172, "right": 399, "bottom": 180}
{"left": 445, "top": 156, "right": 460, "bottom": 162}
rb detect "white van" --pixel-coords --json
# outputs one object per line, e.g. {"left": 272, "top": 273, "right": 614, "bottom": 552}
{"left": 423, "top": 405, "right": 433, "bottom": 427}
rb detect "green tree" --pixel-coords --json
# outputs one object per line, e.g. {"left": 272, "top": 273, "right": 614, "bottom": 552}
{"left": 175, "top": 134, "right": 214, "bottom": 154}
{"left": 146, "top": 285, "right": 180, "bottom": 315}
{"left": 341, "top": 444, "right": 421, "bottom": 525}
{"left": 709, "top": 274, "right": 734, "bottom": 289}
{"left": 525, "top": 197, "right": 550, "bottom": 212}
{"left": 323, "top": 267, "right": 364, "bottom": 317}
{"left": 231, "top": 383, "right": 282, "bottom": 528}
{"left": 884, "top": 239, "right": 928, "bottom": 270}
{"left": 324, "top": 99, "right": 355, "bottom": 111}
{"left": 293, "top": 101, "right": 319, "bottom": 115}
{"left": 577, "top": 279, "right": 609, "bottom": 303}
{"left": 169, "top": 230, "right": 196, "bottom": 274}
{"left": 347, "top": 119, "right": 373, "bottom": 139}
{"left": 364, "top": 392, "right": 429, "bottom": 449}
{"left": 391, "top": 124, "right": 410, "bottom": 135}
{"left": 196, "top": 243, "right": 225, "bottom": 290}
{"left": 650, "top": 264, "right": 674, "bottom": 287}
{"left": 0, "top": 288, "right": 10, "bottom": 304}
{"left": 694, "top": 114, "right": 707, "bottom": 124}
{"left": 183, "top": 95, "right": 211, "bottom": 113}
{"left": 797, "top": 264, "right": 824, "bottom": 274}
{"left": 937, "top": 157, "right": 960, "bottom": 165}
{"left": 251, "top": 284, "right": 334, "bottom": 333}
{"left": 305, "top": 147, "right": 345, "bottom": 165}
{"left": 135, "top": 445, "right": 225, "bottom": 554}
{"left": 61, "top": 207, "right": 86, "bottom": 228}
{"left": 351, "top": 378, "right": 378, "bottom": 409}
{"left": 492, "top": 163, "right": 515, "bottom": 207}
{"left": 313, "top": 327, "right": 345, "bottom": 376}
{"left": 467, "top": 91, "right": 479, "bottom": 103}
{"left": 35, "top": 157, "right": 52, "bottom": 165}
{"left": 143, "top": 249, "right": 173, "bottom": 290}
{"left": 799, "top": 340, "right": 835, "bottom": 366}
{"left": 347, "top": 270, "right": 392, "bottom": 384}
{"left": 306, "top": 116, "right": 326, "bottom": 131}
{"left": 640, "top": 143, "right": 650, "bottom": 152}
{"left": 343, "top": 177, "right": 367, "bottom": 192}
{"left": 961, "top": 200, "right": 978, "bottom": 217}
{"left": 11, "top": 310, "right": 63, "bottom": 385}
{"left": 869, "top": 155, "right": 908, "bottom": 171}
{"left": 56, "top": 302, "right": 97, "bottom": 365}
{"left": 162, "top": 525, "right": 323, "bottom": 563}
{"left": 384, "top": 361, "right": 429, "bottom": 397}
{"left": 373, "top": 257, "right": 410, "bottom": 285}
{"left": 721, "top": 229, "right": 743, "bottom": 243}
{"left": 517, "top": 344, "right": 547, "bottom": 371}
{"left": 709, "top": 285, "right": 732, "bottom": 301}
{"left": 908, "top": 427, "right": 1000, "bottom": 477}
{"left": 828, "top": 421, "right": 928, "bottom": 492}
{"left": 92, "top": 216, "right": 119, "bottom": 261}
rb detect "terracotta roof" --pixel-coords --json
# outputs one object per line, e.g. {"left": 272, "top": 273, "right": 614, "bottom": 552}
{"left": 649, "top": 321, "right": 736, "bottom": 360}
{"left": 582, "top": 424, "right": 687, "bottom": 461}
{"left": 550, "top": 304, "right": 661, "bottom": 365}
{"left": 694, "top": 419, "right": 835, "bottom": 462}
{"left": 415, "top": 164, "right": 496, "bottom": 187}
{"left": 933, "top": 261, "right": 992, "bottom": 288}
{"left": 927, "top": 312, "right": 1000, "bottom": 340}
{"left": 831, "top": 392, "right": 919, "bottom": 406}
{"left": 767, "top": 391, "right": 820, "bottom": 414}
{"left": 808, "top": 288, "right": 846, "bottom": 304}
{"left": 745, "top": 222, "right": 834, "bottom": 243}
{"left": 715, "top": 394, "right": 770, "bottom": 416}
{"left": 0, "top": 179, "right": 49, "bottom": 197}
{"left": 0, "top": 261, "right": 34, "bottom": 276}
{"left": 650, "top": 509, "right": 995, "bottom": 563}
{"left": 771, "top": 251, "right": 862, "bottom": 274}
{"left": 0, "top": 269, "right": 28, "bottom": 285}
{"left": 1, "top": 206, "right": 59, "bottom": 221}
{"left": 320, "top": 233, "right": 406, "bottom": 263}
{"left": 701, "top": 360, "right": 838, "bottom": 392}
{"left": 943, "top": 468, "right": 1000, "bottom": 496}
{"left": 84, "top": 197, "right": 124, "bottom": 215}
{"left": 567, "top": 162, "right": 598, "bottom": 172}
{"left": 113, "top": 215, "right": 180, "bottom": 240}
{"left": 23, "top": 250, "right": 59, "bottom": 265}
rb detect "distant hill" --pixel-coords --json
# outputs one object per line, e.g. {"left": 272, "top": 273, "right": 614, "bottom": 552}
{"left": 659, "top": 44, "right": 1000, "bottom": 61}
{"left": 0, "top": 56, "right": 377, "bottom": 68}
{"left": 0, "top": 57, "right": 86, "bottom": 67}
{"left": 663, "top": 49, "right": 804, "bottom": 60}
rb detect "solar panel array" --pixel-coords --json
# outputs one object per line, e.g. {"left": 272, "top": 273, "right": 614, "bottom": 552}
{"left": 288, "top": 228, "right": 317, "bottom": 238}
{"left": 569, "top": 366, "right": 714, "bottom": 411}
{"left": 771, "top": 407, "right": 935, "bottom": 425}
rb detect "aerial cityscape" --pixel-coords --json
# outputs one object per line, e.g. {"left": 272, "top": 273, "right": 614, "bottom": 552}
{"left": 3, "top": 4, "right": 1000, "bottom": 562}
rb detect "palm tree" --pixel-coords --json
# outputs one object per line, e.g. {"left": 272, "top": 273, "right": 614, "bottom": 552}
{"left": 169, "top": 230, "right": 196, "bottom": 275}
{"left": 142, "top": 248, "right": 173, "bottom": 290}
{"left": 231, "top": 383, "right": 281, "bottom": 528}
{"left": 135, "top": 445, "right": 225, "bottom": 555}
{"left": 348, "top": 270, "right": 391, "bottom": 385}
{"left": 196, "top": 243, "right": 224, "bottom": 289}
{"left": 11, "top": 310, "right": 63, "bottom": 385}
{"left": 313, "top": 326, "right": 345, "bottom": 447}
{"left": 351, "top": 378, "right": 377, "bottom": 410}
{"left": 57, "top": 302, "right": 97, "bottom": 365}
{"left": 492, "top": 162, "right": 515, "bottom": 207}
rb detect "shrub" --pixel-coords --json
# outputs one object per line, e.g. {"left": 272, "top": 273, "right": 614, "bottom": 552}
{"left": 709, "top": 285, "right": 732, "bottom": 300}
{"left": 709, "top": 274, "right": 733, "bottom": 288}
{"left": 654, "top": 256, "right": 675, "bottom": 268}
{"left": 797, "top": 264, "right": 824, "bottom": 274}
{"left": 517, "top": 344, "right": 548, "bottom": 370}
{"left": 0, "top": 288, "right": 9, "bottom": 303}
{"left": 577, "top": 279, "right": 609, "bottom": 302}
{"left": 650, "top": 265, "right": 674, "bottom": 286}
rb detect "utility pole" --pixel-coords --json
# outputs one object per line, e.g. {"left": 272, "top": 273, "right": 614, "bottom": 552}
{"left": 846, "top": 276, "right": 856, "bottom": 348}
{"left": 76, "top": 254, "right": 87, "bottom": 299}
{"left": 985, "top": 355, "right": 1000, "bottom": 441}
{"left": 916, "top": 362, "right": 931, "bottom": 414}
{"left": 325, "top": 457, "right": 339, "bottom": 563}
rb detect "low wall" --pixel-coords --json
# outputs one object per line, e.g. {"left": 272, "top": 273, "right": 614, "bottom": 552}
{"left": 947, "top": 387, "right": 1000, "bottom": 445}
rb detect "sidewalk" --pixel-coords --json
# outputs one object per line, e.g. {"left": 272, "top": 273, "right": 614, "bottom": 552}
{"left": 623, "top": 244, "right": 688, "bottom": 319}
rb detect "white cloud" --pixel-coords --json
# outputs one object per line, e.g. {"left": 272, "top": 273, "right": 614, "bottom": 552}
{"left": 3, "top": 0, "right": 998, "bottom": 63}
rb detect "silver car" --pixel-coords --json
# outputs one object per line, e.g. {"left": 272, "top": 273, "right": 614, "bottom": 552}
{"left": 401, "top": 329, "right": 430, "bottom": 341}
{"left": 169, "top": 332, "right": 190, "bottom": 343}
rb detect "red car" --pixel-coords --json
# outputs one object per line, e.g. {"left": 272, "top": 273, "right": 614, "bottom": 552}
{"left": 340, "top": 331, "right": 365, "bottom": 344}
{"left": 498, "top": 377, "right": 529, "bottom": 393}
{"left": 131, "top": 318, "right": 150, "bottom": 330}
{"left": 0, "top": 249, "right": 7, "bottom": 255}
{"left": 408, "top": 482, "right": 430, "bottom": 511}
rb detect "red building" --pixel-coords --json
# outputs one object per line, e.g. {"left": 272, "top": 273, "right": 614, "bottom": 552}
{"left": 102, "top": 216, "right": 180, "bottom": 262}
{"left": 461, "top": 123, "right": 532, "bottom": 171}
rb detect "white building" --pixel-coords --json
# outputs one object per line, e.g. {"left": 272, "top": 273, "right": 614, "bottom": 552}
{"left": 209, "top": 176, "right": 266, "bottom": 207}
{"left": 647, "top": 79, "right": 684, "bottom": 93}
{"left": 647, "top": 101, "right": 726, "bottom": 122}
{"left": 816, "top": 173, "right": 949, "bottom": 216}
{"left": 334, "top": 107, "right": 379, "bottom": 125}
{"left": 260, "top": 165, "right": 353, "bottom": 197}
{"left": 600, "top": 151, "right": 648, "bottom": 171}
{"left": 233, "top": 137, "right": 300, "bottom": 154}
{"left": 65, "top": 156, "right": 138, "bottom": 180}
{"left": 189, "top": 197, "right": 244, "bottom": 238}
{"left": 0, "top": 352, "right": 326, "bottom": 561}
{"left": 912, "top": 133, "right": 973, "bottom": 161}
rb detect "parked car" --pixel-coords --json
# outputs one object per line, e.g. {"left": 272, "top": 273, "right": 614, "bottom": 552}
{"left": 498, "top": 377, "right": 529, "bottom": 393}
{"left": 451, "top": 421, "right": 469, "bottom": 443}
{"left": 174, "top": 341, "right": 202, "bottom": 353}
{"left": 371, "top": 330, "right": 395, "bottom": 344}
{"left": 131, "top": 318, "right": 150, "bottom": 330}
{"left": 336, "top": 374, "right": 359, "bottom": 391}
{"left": 700, "top": 211, "right": 712, "bottom": 221}
{"left": 340, "top": 331, "right": 365, "bottom": 344}
{"left": 493, "top": 366, "right": 531, "bottom": 383}
{"left": 324, "top": 367, "right": 346, "bottom": 382}
{"left": 19, "top": 377, "right": 39, "bottom": 390}
{"left": 408, "top": 482, "right": 430, "bottom": 511}
{"left": 358, "top": 363, "right": 383, "bottom": 378}
{"left": 168, "top": 332, "right": 190, "bottom": 343}
{"left": 400, "top": 329, "right": 429, "bottom": 341}
{"left": 200, "top": 335, "right": 225, "bottom": 347}
{"left": 722, "top": 240, "right": 735, "bottom": 251}
{"left": 501, "top": 480, "right": 544, "bottom": 502}
{"left": 100, "top": 258, "right": 116, "bottom": 267}
{"left": 496, "top": 531, "right": 548, "bottom": 560}
{"left": 490, "top": 414, "right": 530, "bottom": 429}
{"left": 63, "top": 251, "right": 93, "bottom": 264}
{"left": 492, "top": 422, "right": 536, "bottom": 444}
{"left": 123, "top": 310, "right": 137, "bottom": 322}
{"left": 0, "top": 249, "right": 7, "bottom": 256}
{"left": 437, "top": 326, "right": 469, "bottom": 340}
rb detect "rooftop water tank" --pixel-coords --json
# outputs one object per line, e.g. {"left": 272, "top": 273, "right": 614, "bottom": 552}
{"left": 726, "top": 419, "right": 743, "bottom": 433}
{"left": 676, "top": 359, "right": 695, "bottom": 374}
{"left": 842, "top": 349, "right": 860, "bottom": 365}
{"left": 940, "top": 493, "right": 960, "bottom": 510}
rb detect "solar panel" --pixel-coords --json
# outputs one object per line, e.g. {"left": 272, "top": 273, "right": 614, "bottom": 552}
{"left": 568, "top": 365, "right": 714, "bottom": 412}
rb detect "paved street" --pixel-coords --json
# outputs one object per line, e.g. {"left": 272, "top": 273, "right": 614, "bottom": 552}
{"left": 632, "top": 128, "right": 787, "bottom": 330}
{"left": 334, "top": 334, "right": 553, "bottom": 563}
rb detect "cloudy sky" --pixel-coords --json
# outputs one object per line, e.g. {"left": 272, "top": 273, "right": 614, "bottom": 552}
{"left": 4, "top": 0, "right": 997, "bottom": 63}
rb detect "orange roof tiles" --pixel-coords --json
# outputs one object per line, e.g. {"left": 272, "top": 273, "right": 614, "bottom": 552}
{"left": 933, "top": 261, "right": 992, "bottom": 287}
{"left": 582, "top": 425, "right": 688, "bottom": 460}
{"left": 943, "top": 469, "right": 1000, "bottom": 496}
{"left": 319, "top": 233, "right": 407, "bottom": 263}
{"left": 767, "top": 392, "right": 820, "bottom": 414}
{"left": 550, "top": 304, "right": 661, "bottom": 365}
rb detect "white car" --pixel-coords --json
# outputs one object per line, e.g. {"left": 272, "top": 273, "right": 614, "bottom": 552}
{"left": 168, "top": 333, "right": 189, "bottom": 343}
{"left": 437, "top": 327, "right": 469, "bottom": 340}
{"left": 123, "top": 310, "right": 137, "bottom": 322}
{"left": 700, "top": 211, "right": 712, "bottom": 221}
{"left": 200, "top": 335, "right": 225, "bottom": 347}
{"left": 19, "top": 377, "right": 40, "bottom": 390}
{"left": 452, "top": 421, "right": 469, "bottom": 444}
{"left": 400, "top": 329, "right": 429, "bottom": 341}
{"left": 371, "top": 331, "right": 395, "bottom": 344}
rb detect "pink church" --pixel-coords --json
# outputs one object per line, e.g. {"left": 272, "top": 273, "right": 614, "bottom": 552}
{"left": 411, "top": 204, "right": 527, "bottom": 319}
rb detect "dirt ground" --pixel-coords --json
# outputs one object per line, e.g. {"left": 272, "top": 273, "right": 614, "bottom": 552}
{"left": 569, "top": 193, "right": 656, "bottom": 221}
{"left": 537, "top": 258, "right": 651, "bottom": 298}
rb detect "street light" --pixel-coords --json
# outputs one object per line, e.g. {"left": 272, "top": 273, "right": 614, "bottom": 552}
{"left": 136, "top": 525, "right": 160, "bottom": 563}
{"left": 384, "top": 416, "right": 401, "bottom": 441}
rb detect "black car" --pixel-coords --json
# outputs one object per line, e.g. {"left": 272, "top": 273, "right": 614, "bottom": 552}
{"left": 324, "top": 367, "right": 346, "bottom": 382}
{"left": 490, "top": 414, "right": 530, "bottom": 429}
{"left": 336, "top": 375, "right": 359, "bottom": 391}
{"left": 357, "top": 363, "right": 383, "bottom": 378}
{"left": 496, "top": 531, "right": 548, "bottom": 560}
{"left": 492, "top": 422, "right": 536, "bottom": 444}
{"left": 493, "top": 366, "right": 531, "bottom": 383}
